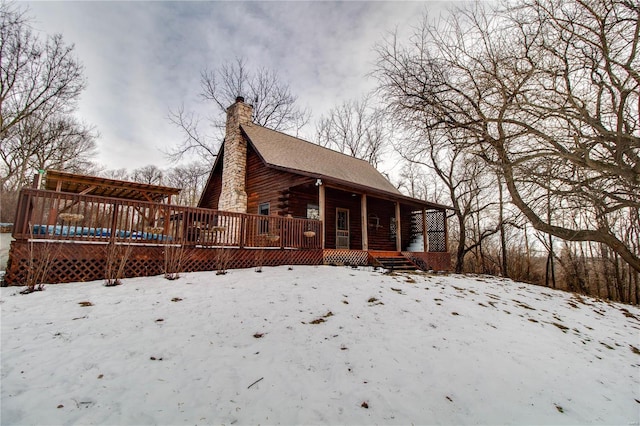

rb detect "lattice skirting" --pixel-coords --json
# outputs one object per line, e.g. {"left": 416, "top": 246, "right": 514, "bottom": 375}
{"left": 402, "top": 251, "right": 451, "bottom": 271}
{"left": 2, "top": 241, "right": 450, "bottom": 286}
{"left": 3, "top": 240, "right": 323, "bottom": 286}
{"left": 322, "top": 249, "right": 369, "bottom": 266}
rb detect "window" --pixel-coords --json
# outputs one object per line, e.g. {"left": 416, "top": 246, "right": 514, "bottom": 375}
{"left": 259, "top": 203, "right": 270, "bottom": 216}
{"left": 259, "top": 203, "right": 270, "bottom": 233}
{"left": 306, "top": 204, "right": 319, "bottom": 220}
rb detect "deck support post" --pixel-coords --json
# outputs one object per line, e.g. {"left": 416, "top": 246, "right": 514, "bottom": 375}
{"left": 361, "top": 194, "right": 368, "bottom": 251}
{"left": 318, "top": 183, "right": 325, "bottom": 249}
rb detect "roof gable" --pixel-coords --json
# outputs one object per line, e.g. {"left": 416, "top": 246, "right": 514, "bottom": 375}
{"left": 241, "top": 123, "right": 402, "bottom": 196}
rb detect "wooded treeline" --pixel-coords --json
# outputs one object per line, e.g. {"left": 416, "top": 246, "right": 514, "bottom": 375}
{"left": 373, "top": 0, "right": 639, "bottom": 303}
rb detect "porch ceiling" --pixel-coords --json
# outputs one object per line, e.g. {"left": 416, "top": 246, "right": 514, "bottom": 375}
{"left": 281, "top": 175, "right": 451, "bottom": 211}
{"left": 320, "top": 182, "right": 452, "bottom": 211}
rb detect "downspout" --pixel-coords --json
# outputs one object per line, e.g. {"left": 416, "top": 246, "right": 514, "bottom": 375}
{"left": 318, "top": 180, "right": 325, "bottom": 249}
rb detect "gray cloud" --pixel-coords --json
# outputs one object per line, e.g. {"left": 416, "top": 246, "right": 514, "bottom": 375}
{"left": 25, "top": 1, "right": 447, "bottom": 172}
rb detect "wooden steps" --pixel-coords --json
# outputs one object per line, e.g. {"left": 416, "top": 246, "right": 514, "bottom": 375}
{"left": 370, "top": 252, "right": 420, "bottom": 272}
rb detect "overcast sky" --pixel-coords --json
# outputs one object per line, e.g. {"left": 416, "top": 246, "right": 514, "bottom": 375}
{"left": 25, "top": 1, "right": 451, "bottom": 174}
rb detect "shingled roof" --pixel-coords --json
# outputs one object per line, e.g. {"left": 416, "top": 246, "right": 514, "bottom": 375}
{"left": 241, "top": 123, "right": 403, "bottom": 197}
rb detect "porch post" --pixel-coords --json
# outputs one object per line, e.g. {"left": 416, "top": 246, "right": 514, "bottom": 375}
{"left": 319, "top": 183, "right": 326, "bottom": 249}
{"left": 422, "top": 208, "right": 428, "bottom": 252}
{"left": 361, "top": 194, "right": 368, "bottom": 251}
{"left": 395, "top": 202, "right": 401, "bottom": 252}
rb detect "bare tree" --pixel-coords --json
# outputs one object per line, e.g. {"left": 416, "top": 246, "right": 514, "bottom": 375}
{"left": 396, "top": 126, "right": 509, "bottom": 273}
{"left": 164, "top": 162, "right": 209, "bottom": 206}
{"left": 96, "top": 163, "right": 208, "bottom": 207}
{"left": 315, "top": 94, "right": 389, "bottom": 167}
{"left": 0, "top": 3, "right": 96, "bottom": 221}
{"left": 167, "top": 57, "right": 310, "bottom": 164}
{"left": 131, "top": 165, "right": 164, "bottom": 186}
{"left": 374, "top": 0, "right": 640, "bottom": 274}
{"left": 1, "top": 114, "right": 96, "bottom": 189}
{"left": 166, "top": 104, "right": 216, "bottom": 165}
{"left": 99, "top": 168, "right": 130, "bottom": 181}
{"left": 398, "top": 162, "right": 425, "bottom": 199}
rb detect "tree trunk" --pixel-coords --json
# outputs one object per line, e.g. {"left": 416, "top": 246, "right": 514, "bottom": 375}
{"left": 496, "top": 173, "right": 507, "bottom": 277}
{"left": 545, "top": 234, "right": 556, "bottom": 289}
{"left": 524, "top": 224, "right": 531, "bottom": 279}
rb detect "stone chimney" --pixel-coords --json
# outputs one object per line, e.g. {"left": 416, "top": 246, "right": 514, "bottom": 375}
{"left": 218, "top": 96, "right": 253, "bottom": 212}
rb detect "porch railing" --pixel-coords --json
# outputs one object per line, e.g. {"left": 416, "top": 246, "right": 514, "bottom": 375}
{"left": 12, "top": 188, "right": 322, "bottom": 249}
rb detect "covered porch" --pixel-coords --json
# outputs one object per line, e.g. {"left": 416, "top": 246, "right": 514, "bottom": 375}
{"left": 278, "top": 181, "right": 451, "bottom": 271}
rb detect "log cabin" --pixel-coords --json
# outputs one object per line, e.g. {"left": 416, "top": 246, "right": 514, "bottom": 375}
{"left": 198, "top": 97, "right": 451, "bottom": 271}
{"left": 2, "top": 98, "right": 451, "bottom": 286}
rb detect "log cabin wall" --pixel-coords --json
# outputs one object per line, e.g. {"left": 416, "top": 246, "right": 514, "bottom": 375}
{"left": 197, "top": 135, "right": 447, "bottom": 253}
{"left": 324, "top": 187, "right": 362, "bottom": 250}
{"left": 245, "top": 144, "right": 313, "bottom": 215}
{"left": 287, "top": 185, "right": 319, "bottom": 218}
{"left": 366, "top": 197, "right": 396, "bottom": 251}
{"left": 199, "top": 156, "right": 224, "bottom": 209}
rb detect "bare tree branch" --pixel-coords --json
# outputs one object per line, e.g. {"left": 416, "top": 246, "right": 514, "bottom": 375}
{"left": 374, "top": 0, "right": 640, "bottom": 273}
{"left": 0, "top": 3, "right": 97, "bottom": 221}
{"left": 166, "top": 57, "right": 310, "bottom": 164}
{"left": 315, "top": 94, "right": 390, "bottom": 167}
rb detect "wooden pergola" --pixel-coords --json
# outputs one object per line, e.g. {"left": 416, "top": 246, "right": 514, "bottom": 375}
{"left": 5, "top": 170, "right": 324, "bottom": 286}
{"left": 42, "top": 170, "right": 181, "bottom": 203}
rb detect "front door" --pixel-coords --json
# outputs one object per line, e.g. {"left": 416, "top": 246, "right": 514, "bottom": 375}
{"left": 336, "top": 208, "right": 350, "bottom": 249}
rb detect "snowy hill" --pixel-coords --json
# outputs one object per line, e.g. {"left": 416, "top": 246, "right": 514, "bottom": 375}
{"left": 1, "top": 266, "right": 639, "bottom": 425}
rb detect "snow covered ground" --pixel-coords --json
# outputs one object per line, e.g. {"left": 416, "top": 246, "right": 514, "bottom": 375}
{"left": 1, "top": 265, "right": 639, "bottom": 425}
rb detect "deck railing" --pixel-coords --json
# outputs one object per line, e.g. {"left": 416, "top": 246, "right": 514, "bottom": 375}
{"left": 13, "top": 188, "right": 322, "bottom": 249}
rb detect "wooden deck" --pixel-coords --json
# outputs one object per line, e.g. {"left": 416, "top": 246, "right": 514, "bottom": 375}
{"left": 12, "top": 188, "right": 322, "bottom": 248}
